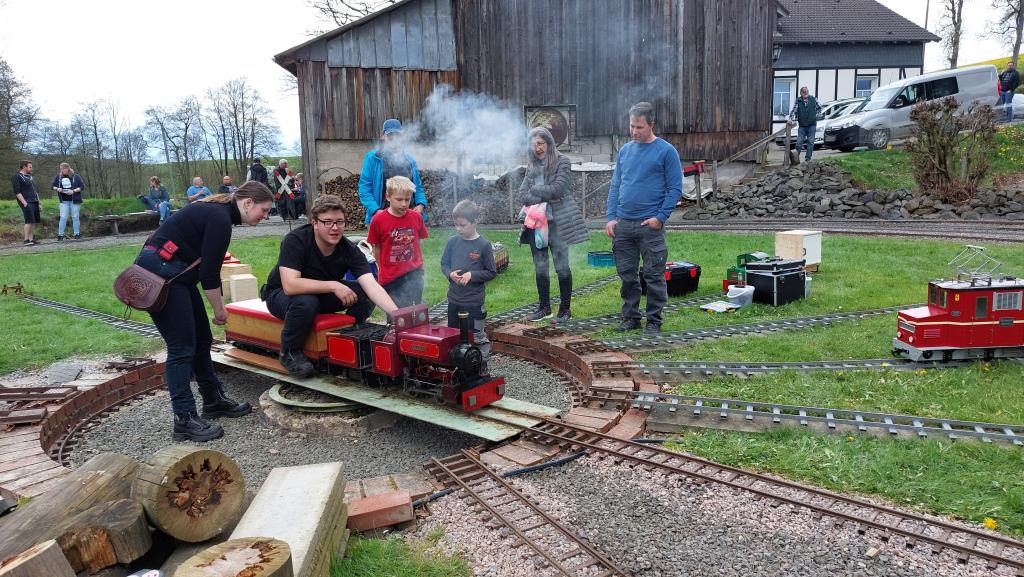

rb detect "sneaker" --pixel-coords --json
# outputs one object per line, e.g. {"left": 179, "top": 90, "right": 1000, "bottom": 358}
{"left": 172, "top": 411, "right": 224, "bottom": 442}
{"left": 57, "top": 235, "right": 65, "bottom": 242}
{"left": 279, "top": 349, "right": 315, "bottom": 378}
{"left": 527, "top": 307, "right": 553, "bottom": 322}
{"left": 73, "top": 234, "right": 81, "bottom": 240}
{"left": 614, "top": 319, "right": 641, "bottom": 332}
{"left": 23, "top": 239, "right": 35, "bottom": 246}
{"left": 201, "top": 389, "right": 252, "bottom": 419}
{"left": 555, "top": 308, "right": 572, "bottom": 323}
{"left": 643, "top": 322, "right": 662, "bottom": 335}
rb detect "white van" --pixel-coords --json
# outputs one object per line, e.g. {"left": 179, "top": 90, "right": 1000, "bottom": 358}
{"left": 824, "top": 65, "right": 1000, "bottom": 151}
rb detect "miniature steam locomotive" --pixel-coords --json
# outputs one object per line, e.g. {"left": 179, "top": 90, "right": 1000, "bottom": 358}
{"left": 224, "top": 300, "right": 505, "bottom": 411}
{"left": 893, "top": 247, "right": 1024, "bottom": 362}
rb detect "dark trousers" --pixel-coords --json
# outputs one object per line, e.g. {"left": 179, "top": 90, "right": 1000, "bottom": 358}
{"left": 447, "top": 300, "right": 490, "bottom": 355}
{"left": 277, "top": 196, "right": 297, "bottom": 220}
{"left": 384, "top": 268, "right": 425, "bottom": 308}
{"left": 528, "top": 223, "right": 572, "bottom": 310}
{"left": 264, "top": 282, "right": 374, "bottom": 351}
{"left": 139, "top": 249, "right": 221, "bottom": 416}
{"left": 612, "top": 219, "right": 668, "bottom": 326}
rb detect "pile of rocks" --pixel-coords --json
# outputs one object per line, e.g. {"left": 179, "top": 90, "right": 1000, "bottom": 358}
{"left": 678, "top": 162, "right": 1024, "bottom": 221}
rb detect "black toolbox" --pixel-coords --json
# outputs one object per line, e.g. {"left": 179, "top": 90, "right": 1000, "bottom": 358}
{"left": 745, "top": 257, "right": 805, "bottom": 273}
{"left": 747, "top": 269, "right": 806, "bottom": 306}
{"left": 640, "top": 261, "right": 701, "bottom": 297}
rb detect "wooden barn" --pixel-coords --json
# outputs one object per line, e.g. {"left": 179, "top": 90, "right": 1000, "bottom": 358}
{"left": 275, "top": 0, "right": 777, "bottom": 189}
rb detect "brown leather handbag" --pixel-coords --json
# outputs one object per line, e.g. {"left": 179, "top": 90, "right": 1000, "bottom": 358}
{"left": 114, "top": 259, "right": 200, "bottom": 313}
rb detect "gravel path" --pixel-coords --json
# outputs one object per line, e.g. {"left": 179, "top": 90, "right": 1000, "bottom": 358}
{"left": 411, "top": 456, "right": 1015, "bottom": 577}
{"left": 69, "top": 354, "right": 571, "bottom": 488}
{"left": 489, "top": 355, "right": 571, "bottom": 411}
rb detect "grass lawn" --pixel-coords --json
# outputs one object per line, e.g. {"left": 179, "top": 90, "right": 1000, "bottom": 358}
{"left": 3, "top": 228, "right": 1024, "bottom": 536}
{"left": 824, "top": 123, "right": 1024, "bottom": 190}
{"left": 331, "top": 533, "right": 470, "bottom": 577}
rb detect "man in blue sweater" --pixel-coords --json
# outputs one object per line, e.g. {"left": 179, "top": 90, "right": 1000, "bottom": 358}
{"left": 358, "top": 119, "right": 427, "bottom": 226}
{"left": 605, "top": 102, "right": 683, "bottom": 334}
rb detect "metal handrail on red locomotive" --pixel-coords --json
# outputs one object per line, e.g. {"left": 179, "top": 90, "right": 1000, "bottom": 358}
{"left": 894, "top": 246, "right": 1024, "bottom": 361}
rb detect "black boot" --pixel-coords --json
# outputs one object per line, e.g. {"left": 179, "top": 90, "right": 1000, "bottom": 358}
{"left": 201, "top": 387, "right": 252, "bottom": 419}
{"left": 172, "top": 411, "right": 224, "bottom": 442}
{"left": 279, "top": 349, "right": 315, "bottom": 378}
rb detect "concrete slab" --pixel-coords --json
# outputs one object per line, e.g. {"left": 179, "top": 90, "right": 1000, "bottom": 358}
{"left": 45, "top": 362, "right": 85, "bottom": 385}
{"left": 231, "top": 462, "right": 347, "bottom": 577}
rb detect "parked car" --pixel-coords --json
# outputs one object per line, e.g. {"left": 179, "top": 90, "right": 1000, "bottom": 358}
{"left": 775, "top": 98, "right": 864, "bottom": 149}
{"left": 824, "top": 65, "right": 1000, "bottom": 152}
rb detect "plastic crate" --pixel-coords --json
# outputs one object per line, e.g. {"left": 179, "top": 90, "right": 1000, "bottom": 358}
{"left": 588, "top": 251, "right": 615, "bottom": 267}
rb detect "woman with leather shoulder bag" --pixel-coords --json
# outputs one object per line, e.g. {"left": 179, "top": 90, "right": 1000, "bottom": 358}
{"left": 134, "top": 181, "right": 274, "bottom": 442}
{"left": 518, "top": 127, "right": 588, "bottom": 323}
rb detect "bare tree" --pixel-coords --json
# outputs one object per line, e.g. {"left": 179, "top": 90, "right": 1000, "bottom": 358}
{"left": 938, "top": 0, "right": 966, "bottom": 68}
{"left": 990, "top": 0, "right": 1024, "bottom": 68}
{"left": 71, "top": 101, "right": 111, "bottom": 196}
{"left": 307, "top": 0, "right": 393, "bottom": 28}
{"left": 0, "top": 58, "right": 41, "bottom": 159}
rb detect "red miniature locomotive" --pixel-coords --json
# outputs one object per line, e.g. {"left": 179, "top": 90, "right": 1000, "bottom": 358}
{"left": 893, "top": 246, "right": 1024, "bottom": 361}
{"left": 225, "top": 301, "right": 505, "bottom": 411}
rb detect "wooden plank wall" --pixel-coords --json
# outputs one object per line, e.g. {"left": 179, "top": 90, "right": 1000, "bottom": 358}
{"left": 324, "top": 0, "right": 456, "bottom": 70}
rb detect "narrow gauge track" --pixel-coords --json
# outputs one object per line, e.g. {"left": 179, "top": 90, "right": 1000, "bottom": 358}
{"left": 487, "top": 275, "right": 619, "bottom": 327}
{"left": 598, "top": 304, "right": 918, "bottom": 351}
{"left": 427, "top": 449, "right": 627, "bottom": 577}
{"left": 665, "top": 219, "right": 1024, "bottom": 243}
{"left": 522, "top": 418, "right": 1024, "bottom": 573}
{"left": 583, "top": 387, "right": 1024, "bottom": 446}
{"left": 561, "top": 293, "right": 718, "bottom": 332}
{"left": 21, "top": 296, "right": 162, "bottom": 339}
{"left": 589, "top": 358, "right": 974, "bottom": 380}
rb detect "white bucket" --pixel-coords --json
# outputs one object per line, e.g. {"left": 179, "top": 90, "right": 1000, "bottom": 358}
{"left": 804, "top": 275, "right": 812, "bottom": 298}
{"left": 727, "top": 285, "right": 755, "bottom": 307}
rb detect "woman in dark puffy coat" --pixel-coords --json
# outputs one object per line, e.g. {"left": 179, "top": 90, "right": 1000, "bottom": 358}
{"left": 519, "top": 127, "right": 588, "bottom": 322}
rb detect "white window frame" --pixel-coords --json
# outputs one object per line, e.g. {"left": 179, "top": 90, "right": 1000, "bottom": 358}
{"left": 993, "top": 291, "right": 1023, "bottom": 311}
{"left": 773, "top": 78, "right": 796, "bottom": 118}
{"left": 855, "top": 75, "right": 878, "bottom": 98}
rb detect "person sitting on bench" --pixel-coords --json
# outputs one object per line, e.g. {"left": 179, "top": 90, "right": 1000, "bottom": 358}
{"left": 264, "top": 194, "right": 399, "bottom": 377}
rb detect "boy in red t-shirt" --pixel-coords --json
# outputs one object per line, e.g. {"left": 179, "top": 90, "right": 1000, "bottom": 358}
{"left": 368, "top": 176, "right": 429, "bottom": 307}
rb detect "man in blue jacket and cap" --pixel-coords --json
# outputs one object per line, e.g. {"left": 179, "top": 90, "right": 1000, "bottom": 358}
{"left": 358, "top": 119, "right": 427, "bottom": 225}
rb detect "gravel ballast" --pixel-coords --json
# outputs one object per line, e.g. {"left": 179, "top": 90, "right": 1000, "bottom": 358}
{"left": 70, "top": 354, "right": 570, "bottom": 487}
{"left": 411, "top": 456, "right": 1015, "bottom": 577}
{"left": 488, "top": 355, "right": 571, "bottom": 411}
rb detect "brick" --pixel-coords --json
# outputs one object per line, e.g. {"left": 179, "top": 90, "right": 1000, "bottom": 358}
{"left": 479, "top": 451, "right": 518, "bottom": 470}
{"left": 636, "top": 380, "right": 659, "bottom": 393}
{"left": 361, "top": 475, "right": 397, "bottom": 497}
{"left": 392, "top": 473, "right": 435, "bottom": 501}
{"left": 569, "top": 407, "right": 622, "bottom": 421}
{"left": 607, "top": 422, "right": 645, "bottom": 440}
{"left": 153, "top": 361, "right": 166, "bottom": 374}
{"left": 122, "top": 369, "right": 140, "bottom": 385}
{"left": 563, "top": 413, "right": 616, "bottom": 432}
{"left": 346, "top": 491, "right": 413, "bottom": 532}
{"left": 591, "top": 378, "right": 636, "bottom": 391}
{"left": 344, "top": 480, "right": 363, "bottom": 502}
{"left": 491, "top": 443, "right": 547, "bottom": 467}
{"left": 139, "top": 363, "right": 157, "bottom": 379}
{"left": 515, "top": 439, "right": 561, "bottom": 458}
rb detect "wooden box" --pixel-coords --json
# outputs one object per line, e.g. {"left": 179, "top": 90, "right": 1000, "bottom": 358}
{"left": 775, "top": 230, "right": 822, "bottom": 271}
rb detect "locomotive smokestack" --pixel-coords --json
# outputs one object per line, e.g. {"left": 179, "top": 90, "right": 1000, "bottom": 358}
{"left": 458, "top": 311, "right": 470, "bottom": 345}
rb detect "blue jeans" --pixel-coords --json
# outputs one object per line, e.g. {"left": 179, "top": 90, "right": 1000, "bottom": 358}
{"left": 137, "top": 248, "right": 221, "bottom": 415}
{"left": 796, "top": 124, "right": 816, "bottom": 160}
{"left": 58, "top": 201, "right": 81, "bottom": 236}
{"left": 140, "top": 197, "right": 172, "bottom": 221}
{"left": 612, "top": 219, "right": 668, "bottom": 326}
{"left": 1000, "top": 91, "right": 1015, "bottom": 123}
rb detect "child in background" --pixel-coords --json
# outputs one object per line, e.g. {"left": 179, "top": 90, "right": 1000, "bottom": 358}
{"left": 441, "top": 200, "right": 497, "bottom": 357}
{"left": 368, "top": 176, "right": 429, "bottom": 307}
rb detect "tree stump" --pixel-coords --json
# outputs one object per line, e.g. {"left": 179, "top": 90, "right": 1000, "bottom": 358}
{"left": 0, "top": 540, "right": 76, "bottom": 577}
{"left": 132, "top": 445, "right": 246, "bottom": 542}
{"left": 0, "top": 453, "right": 139, "bottom": 563}
{"left": 177, "top": 538, "right": 292, "bottom": 577}
{"left": 54, "top": 498, "right": 152, "bottom": 574}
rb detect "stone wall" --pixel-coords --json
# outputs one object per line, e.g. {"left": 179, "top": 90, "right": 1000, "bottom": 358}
{"left": 678, "top": 162, "right": 1024, "bottom": 221}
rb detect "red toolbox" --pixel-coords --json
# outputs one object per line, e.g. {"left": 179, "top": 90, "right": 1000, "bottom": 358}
{"left": 641, "top": 261, "right": 701, "bottom": 297}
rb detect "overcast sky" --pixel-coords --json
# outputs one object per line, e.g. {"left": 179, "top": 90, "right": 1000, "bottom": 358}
{"left": 0, "top": 0, "right": 1010, "bottom": 156}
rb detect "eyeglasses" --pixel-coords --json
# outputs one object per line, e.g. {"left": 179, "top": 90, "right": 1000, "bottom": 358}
{"left": 316, "top": 218, "right": 345, "bottom": 229}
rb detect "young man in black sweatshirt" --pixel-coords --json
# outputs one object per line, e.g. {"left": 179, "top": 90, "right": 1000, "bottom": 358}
{"left": 11, "top": 160, "right": 39, "bottom": 245}
{"left": 441, "top": 200, "right": 497, "bottom": 357}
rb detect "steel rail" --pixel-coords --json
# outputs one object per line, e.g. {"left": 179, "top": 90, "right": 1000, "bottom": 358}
{"left": 561, "top": 293, "right": 719, "bottom": 332}
{"left": 598, "top": 304, "right": 918, "bottom": 351}
{"left": 22, "top": 296, "right": 162, "bottom": 339}
{"left": 583, "top": 387, "right": 1024, "bottom": 446}
{"left": 589, "top": 357, "right": 965, "bottom": 380}
{"left": 486, "top": 274, "right": 619, "bottom": 327}
{"left": 427, "top": 450, "right": 627, "bottom": 577}
{"left": 522, "top": 419, "right": 1024, "bottom": 572}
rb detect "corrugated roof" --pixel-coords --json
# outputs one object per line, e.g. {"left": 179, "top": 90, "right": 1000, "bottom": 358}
{"left": 778, "top": 0, "right": 940, "bottom": 44}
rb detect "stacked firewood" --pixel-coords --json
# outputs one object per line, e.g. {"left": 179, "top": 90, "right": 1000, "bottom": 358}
{"left": 321, "top": 174, "right": 366, "bottom": 230}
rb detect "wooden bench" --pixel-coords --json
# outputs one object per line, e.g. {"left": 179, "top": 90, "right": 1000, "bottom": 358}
{"left": 95, "top": 211, "right": 160, "bottom": 235}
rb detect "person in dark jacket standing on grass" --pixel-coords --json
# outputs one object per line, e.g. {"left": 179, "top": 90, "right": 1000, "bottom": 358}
{"left": 358, "top": 119, "right": 428, "bottom": 226}
{"left": 605, "top": 102, "right": 682, "bottom": 335}
{"left": 52, "top": 162, "right": 85, "bottom": 241}
{"left": 999, "top": 61, "right": 1020, "bottom": 123}
{"left": 519, "top": 127, "right": 588, "bottom": 323}
{"left": 12, "top": 160, "right": 39, "bottom": 246}
{"left": 133, "top": 182, "right": 274, "bottom": 442}
{"left": 788, "top": 87, "right": 822, "bottom": 161}
{"left": 247, "top": 156, "right": 268, "bottom": 186}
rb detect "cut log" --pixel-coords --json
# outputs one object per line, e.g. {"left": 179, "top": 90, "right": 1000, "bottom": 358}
{"left": 54, "top": 498, "right": 152, "bottom": 574}
{"left": 177, "top": 538, "right": 292, "bottom": 577}
{"left": 0, "top": 540, "right": 76, "bottom": 577}
{"left": 132, "top": 445, "right": 246, "bottom": 543}
{"left": 0, "top": 453, "right": 139, "bottom": 564}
